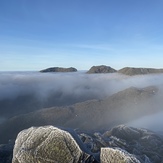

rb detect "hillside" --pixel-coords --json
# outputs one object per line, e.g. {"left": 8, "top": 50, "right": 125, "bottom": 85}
{"left": 0, "top": 86, "right": 161, "bottom": 144}
{"left": 118, "top": 67, "right": 163, "bottom": 76}
{"left": 87, "top": 65, "right": 117, "bottom": 73}
{"left": 40, "top": 67, "right": 77, "bottom": 73}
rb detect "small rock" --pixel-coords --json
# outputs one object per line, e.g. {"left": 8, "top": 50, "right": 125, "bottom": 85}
{"left": 100, "top": 147, "right": 140, "bottom": 163}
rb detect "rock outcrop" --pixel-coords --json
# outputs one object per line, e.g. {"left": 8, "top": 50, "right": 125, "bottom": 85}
{"left": 87, "top": 65, "right": 117, "bottom": 74}
{"left": 118, "top": 67, "right": 163, "bottom": 76}
{"left": 79, "top": 125, "right": 163, "bottom": 163}
{"left": 40, "top": 67, "right": 77, "bottom": 73}
{"left": 11, "top": 125, "right": 163, "bottom": 163}
{"left": 12, "top": 126, "right": 96, "bottom": 163}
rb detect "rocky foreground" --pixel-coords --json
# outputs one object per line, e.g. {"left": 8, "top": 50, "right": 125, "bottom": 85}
{"left": 1, "top": 125, "right": 163, "bottom": 163}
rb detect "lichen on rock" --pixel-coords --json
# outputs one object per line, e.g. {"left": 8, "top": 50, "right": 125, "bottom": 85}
{"left": 100, "top": 147, "right": 140, "bottom": 163}
{"left": 12, "top": 126, "right": 89, "bottom": 163}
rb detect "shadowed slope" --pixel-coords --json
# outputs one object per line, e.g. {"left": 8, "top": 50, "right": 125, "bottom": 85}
{"left": 0, "top": 86, "right": 162, "bottom": 144}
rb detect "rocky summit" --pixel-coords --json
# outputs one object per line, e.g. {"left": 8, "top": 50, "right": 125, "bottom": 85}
{"left": 87, "top": 65, "right": 117, "bottom": 73}
{"left": 9, "top": 125, "right": 163, "bottom": 163}
{"left": 12, "top": 126, "right": 97, "bottom": 163}
{"left": 118, "top": 67, "right": 163, "bottom": 76}
{"left": 40, "top": 67, "right": 77, "bottom": 72}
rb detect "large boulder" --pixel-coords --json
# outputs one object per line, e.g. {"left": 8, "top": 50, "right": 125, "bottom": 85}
{"left": 87, "top": 65, "right": 117, "bottom": 74}
{"left": 40, "top": 67, "right": 77, "bottom": 73}
{"left": 12, "top": 126, "right": 94, "bottom": 163}
{"left": 118, "top": 67, "right": 163, "bottom": 76}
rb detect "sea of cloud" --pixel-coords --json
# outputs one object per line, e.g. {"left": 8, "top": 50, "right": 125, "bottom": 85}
{"left": 0, "top": 71, "right": 163, "bottom": 131}
{"left": 1, "top": 71, "right": 163, "bottom": 100}
{"left": 128, "top": 111, "right": 163, "bottom": 132}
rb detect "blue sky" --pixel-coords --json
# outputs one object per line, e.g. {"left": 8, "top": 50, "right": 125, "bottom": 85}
{"left": 0, "top": 0, "right": 163, "bottom": 71}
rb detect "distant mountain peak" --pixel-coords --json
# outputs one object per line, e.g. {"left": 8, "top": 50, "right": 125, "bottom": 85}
{"left": 87, "top": 65, "right": 117, "bottom": 74}
{"left": 118, "top": 67, "right": 163, "bottom": 76}
{"left": 40, "top": 67, "right": 77, "bottom": 73}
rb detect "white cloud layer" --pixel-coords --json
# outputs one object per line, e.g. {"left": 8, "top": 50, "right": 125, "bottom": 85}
{"left": 1, "top": 71, "right": 163, "bottom": 131}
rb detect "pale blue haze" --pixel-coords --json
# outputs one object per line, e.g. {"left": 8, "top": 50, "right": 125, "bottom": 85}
{"left": 0, "top": 0, "right": 163, "bottom": 70}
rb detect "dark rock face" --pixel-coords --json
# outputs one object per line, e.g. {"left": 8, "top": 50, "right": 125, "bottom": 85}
{"left": 107, "top": 125, "right": 141, "bottom": 141}
{"left": 0, "top": 143, "right": 14, "bottom": 163}
{"left": 79, "top": 125, "right": 163, "bottom": 163}
{"left": 40, "top": 67, "right": 77, "bottom": 73}
{"left": 118, "top": 67, "right": 163, "bottom": 76}
{"left": 11, "top": 125, "right": 163, "bottom": 163}
{"left": 87, "top": 65, "right": 117, "bottom": 74}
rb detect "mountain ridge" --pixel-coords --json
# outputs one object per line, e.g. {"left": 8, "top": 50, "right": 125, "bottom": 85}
{"left": 0, "top": 86, "right": 161, "bottom": 144}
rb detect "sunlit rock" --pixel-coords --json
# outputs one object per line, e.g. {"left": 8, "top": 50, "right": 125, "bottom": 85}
{"left": 100, "top": 147, "right": 140, "bottom": 163}
{"left": 12, "top": 126, "right": 91, "bottom": 163}
{"left": 87, "top": 65, "right": 117, "bottom": 73}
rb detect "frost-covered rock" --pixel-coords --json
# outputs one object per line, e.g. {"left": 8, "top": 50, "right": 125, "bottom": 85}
{"left": 12, "top": 126, "right": 92, "bottom": 163}
{"left": 11, "top": 125, "right": 163, "bottom": 163}
{"left": 80, "top": 125, "right": 163, "bottom": 163}
{"left": 104, "top": 125, "right": 141, "bottom": 141}
{"left": 100, "top": 147, "right": 140, "bottom": 163}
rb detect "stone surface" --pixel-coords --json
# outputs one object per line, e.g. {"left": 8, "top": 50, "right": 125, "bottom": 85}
{"left": 12, "top": 126, "right": 93, "bottom": 163}
{"left": 87, "top": 65, "right": 117, "bottom": 74}
{"left": 2, "top": 125, "right": 163, "bottom": 163}
{"left": 100, "top": 147, "right": 140, "bottom": 163}
{"left": 79, "top": 125, "right": 163, "bottom": 163}
{"left": 106, "top": 125, "right": 141, "bottom": 141}
{"left": 40, "top": 67, "right": 77, "bottom": 73}
{"left": 118, "top": 67, "right": 163, "bottom": 76}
